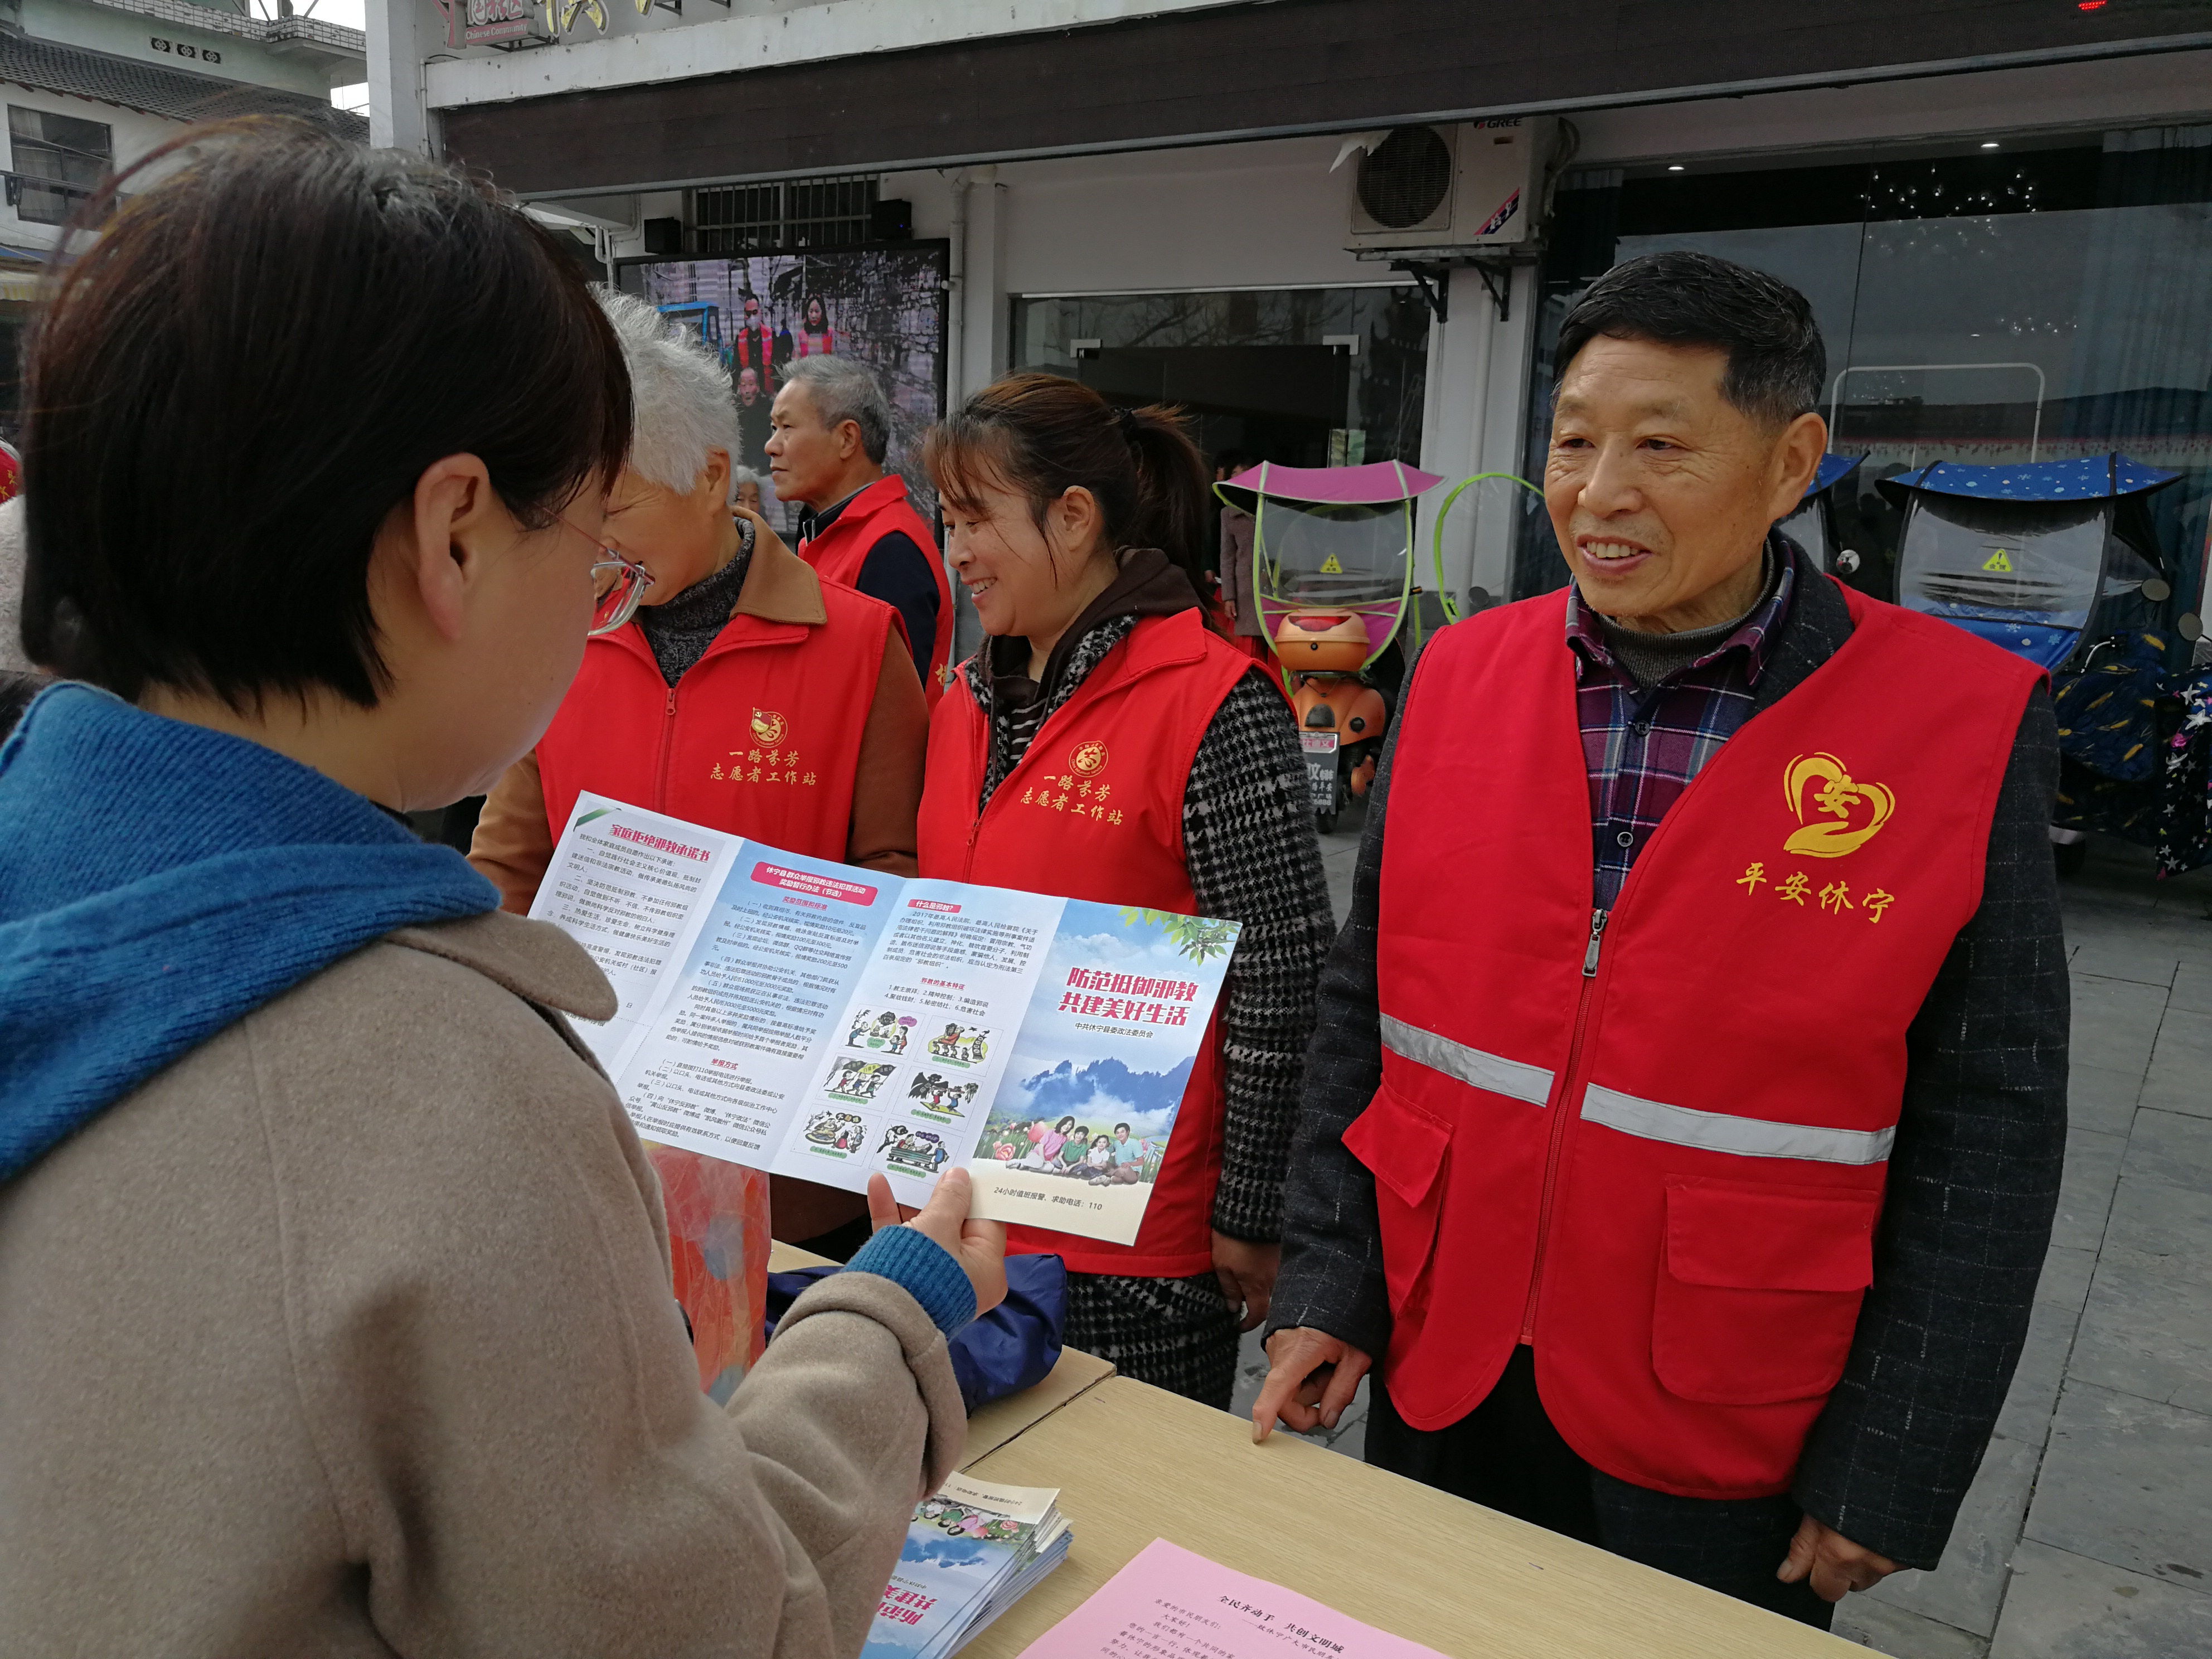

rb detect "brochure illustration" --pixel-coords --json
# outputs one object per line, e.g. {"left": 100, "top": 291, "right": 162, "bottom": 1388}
{"left": 528, "top": 793, "right": 1239, "bottom": 1242}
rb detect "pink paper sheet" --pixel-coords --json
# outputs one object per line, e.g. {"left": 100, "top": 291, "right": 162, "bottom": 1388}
{"left": 1018, "top": 1539, "right": 1447, "bottom": 1659}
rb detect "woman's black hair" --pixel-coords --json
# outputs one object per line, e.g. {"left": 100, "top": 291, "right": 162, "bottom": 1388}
{"left": 923, "top": 371, "right": 1217, "bottom": 608}
{"left": 20, "top": 118, "right": 631, "bottom": 707}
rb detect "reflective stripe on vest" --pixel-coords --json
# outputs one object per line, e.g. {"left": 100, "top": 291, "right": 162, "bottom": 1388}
{"left": 1380, "top": 1014, "right": 1554, "bottom": 1106}
{"left": 1581, "top": 1083, "right": 1898, "bottom": 1166}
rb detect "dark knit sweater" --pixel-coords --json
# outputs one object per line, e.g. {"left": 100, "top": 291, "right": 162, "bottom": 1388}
{"left": 1590, "top": 546, "right": 1781, "bottom": 690}
{"left": 963, "top": 555, "right": 1333, "bottom": 1241}
{"left": 636, "top": 519, "right": 755, "bottom": 687}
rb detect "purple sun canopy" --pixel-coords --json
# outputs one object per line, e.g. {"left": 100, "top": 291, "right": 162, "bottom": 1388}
{"left": 1221, "top": 460, "right": 1445, "bottom": 505}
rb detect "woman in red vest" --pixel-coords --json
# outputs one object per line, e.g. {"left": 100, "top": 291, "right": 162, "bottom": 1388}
{"left": 470, "top": 291, "right": 929, "bottom": 1403}
{"left": 916, "top": 373, "right": 1334, "bottom": 1406}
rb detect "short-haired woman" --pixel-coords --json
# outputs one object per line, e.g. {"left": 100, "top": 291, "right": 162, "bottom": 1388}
{"left": 919, "top": 373, "right": 1332, "bottom": 1407}
{"left": 469, "top": 291, "right": 931, "bottom": 1358}
{"left": 0, "top": 122, "right": 1001, "bottom": 1651}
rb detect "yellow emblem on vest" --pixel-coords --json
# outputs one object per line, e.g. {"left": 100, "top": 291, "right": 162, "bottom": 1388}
{"left": 1318, "top": 554, "right": 1343, "bottom": 574}
{"left": 1981, "top": 547, "right": 2014, "bottom": 573}
{"left": 750, "top": 709, "right": 788, "bottom": 746}
{"left": 1783, "top": 752, "right": 1895, "bottom": 858}
{"left": 1070, "top": 740, "right": 1109, "bottom": 777}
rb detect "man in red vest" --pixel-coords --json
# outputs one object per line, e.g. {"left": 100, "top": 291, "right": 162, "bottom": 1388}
{"left": 1255, "top": 252, "right": 2067, "bottom": 1631}
{"left": 769, "top": 355, "right": 955, "bottom": 704}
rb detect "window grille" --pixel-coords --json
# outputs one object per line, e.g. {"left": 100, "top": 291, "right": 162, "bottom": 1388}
{"left": 694, "top": 176, "right": 878, "bottom": 254}
{"left": 7, "top": 106, "right": 111, "bottom": 226}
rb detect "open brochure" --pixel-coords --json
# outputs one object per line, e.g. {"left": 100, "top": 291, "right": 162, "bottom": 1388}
{"left": 862, "top": 1474, "right": 1071, "bottom": 1659}
{"left": 528, "top": 792, "right": 1239, "bottom": 1244}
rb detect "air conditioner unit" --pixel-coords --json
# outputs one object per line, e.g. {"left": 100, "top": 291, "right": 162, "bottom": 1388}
{"left": 1344, "top": 119, "right": 1554, "bottom": 254}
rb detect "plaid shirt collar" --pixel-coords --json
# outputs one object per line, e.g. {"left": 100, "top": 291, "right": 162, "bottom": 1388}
{"left": 1563, "top": 534, "right": 1797, "bottom": 689}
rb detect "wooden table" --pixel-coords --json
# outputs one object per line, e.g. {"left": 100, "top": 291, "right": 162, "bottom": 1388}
{"left": 767, "top": 1240, "right": 1117, "bottom": 1462}
{"left": 959, "top": 1376, "right": 1858, "bottom": 1659}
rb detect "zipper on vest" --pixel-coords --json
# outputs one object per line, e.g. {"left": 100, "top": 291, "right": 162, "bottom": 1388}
{"left": 960, "top": 697, "right": 991, "bottom": 880}
{"left": 1520, "top": 906, "right": 1608, "bottom": 1344}
{"left": 652, "top": 685, "right": 678, "bottom": 809}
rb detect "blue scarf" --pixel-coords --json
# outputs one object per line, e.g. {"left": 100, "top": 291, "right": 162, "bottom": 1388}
{"left": 0, "top": 684, "right": 501, "bottom": 1180}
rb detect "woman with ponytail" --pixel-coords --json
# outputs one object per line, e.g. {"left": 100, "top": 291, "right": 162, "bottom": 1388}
{"left": 918, "top": 373, "right": 1332, "bottom": 1406}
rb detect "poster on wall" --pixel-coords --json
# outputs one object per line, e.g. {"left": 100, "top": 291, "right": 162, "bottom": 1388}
{"left": 618, "top": 246, "right": 950, "bottom": 535}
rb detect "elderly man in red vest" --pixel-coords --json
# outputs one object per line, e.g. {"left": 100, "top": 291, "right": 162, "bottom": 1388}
{"left": 1255, "top": 251, "right": 2067, "bottom": 1631}
{"left": 769, "top": 355, "right": 954, "bottom": 704}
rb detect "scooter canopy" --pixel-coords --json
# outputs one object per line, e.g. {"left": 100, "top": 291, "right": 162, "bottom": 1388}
{"left": 1779, "top": 453, "right": 1865, "bottom": 573}
{"left": 1221, "top": 460, "right": 1446, "bottom": 506}
{"left": 1880, "top": 453, "right": 2179, "bottom": 671}
{"left": 1876, "top": 454, "right": 2177, "bottom": 506}
{"left": 1804, "top": 453, "right": 1862, "bottom": 498}
{"left": 1219, "top": 460, "right": 1445, "bottom": 670}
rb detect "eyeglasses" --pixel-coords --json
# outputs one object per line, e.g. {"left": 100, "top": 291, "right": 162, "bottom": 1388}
{"left": 564, "top": 514, "right": 656, "bottom": 636}
{"left": 590, "top": 552, "right": 655, "bottom": 636}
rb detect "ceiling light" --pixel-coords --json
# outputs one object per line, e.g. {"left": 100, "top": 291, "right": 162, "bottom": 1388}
{"left": 1981, "top": 142, "right": 2000, "bottom": 150}
{"left": 1667, "top": 164, "right": 1685, "bottom": 172}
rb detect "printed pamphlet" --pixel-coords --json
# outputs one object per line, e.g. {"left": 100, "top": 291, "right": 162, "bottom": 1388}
{"left": 528, "top": 793, "right": 1239, "bottom": 1243}
{"left": 1017, "top": 1538, "right": 1448, "bottom": 1659}
{"left": 863, "top": 1473, "right": 1071, "bottom": 1659}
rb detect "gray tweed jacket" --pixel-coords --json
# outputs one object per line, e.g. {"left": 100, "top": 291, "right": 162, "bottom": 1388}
{"left": 1269, "top": 552, "right": 2069, "bottom": 1570}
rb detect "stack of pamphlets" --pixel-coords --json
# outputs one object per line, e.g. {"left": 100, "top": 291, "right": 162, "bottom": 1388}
{"left": 861, "top": 1473, "right": 1071, "bottom": 1659}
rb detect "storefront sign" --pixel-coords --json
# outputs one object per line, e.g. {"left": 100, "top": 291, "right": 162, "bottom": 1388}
{"left": 468, "top": 0, "right": 539, "bottom": 43}
{"left": 431, "top": 0, "right": 554, "bottom": 48}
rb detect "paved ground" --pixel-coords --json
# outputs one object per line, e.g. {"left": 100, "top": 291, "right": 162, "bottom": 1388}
{"left": 1230, "top": 808, "right": 2212, "bottom": 1656}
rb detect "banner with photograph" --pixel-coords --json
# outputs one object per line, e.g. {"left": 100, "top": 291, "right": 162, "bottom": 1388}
{"left": 619, "top": 246, "right": 949, "bottom": 534}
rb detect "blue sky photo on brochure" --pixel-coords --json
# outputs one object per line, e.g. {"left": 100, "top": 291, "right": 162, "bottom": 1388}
{"left": 975, "top": 900, "right": 1238, "bottom": 1185}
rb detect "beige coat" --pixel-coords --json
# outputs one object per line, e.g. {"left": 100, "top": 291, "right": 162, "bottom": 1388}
{"left": 0, "top": 910, "right": 964, "bottom": 1657}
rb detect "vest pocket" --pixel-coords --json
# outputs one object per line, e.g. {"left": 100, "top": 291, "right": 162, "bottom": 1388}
{"left": 1343, "top": 1084, "right": 1453, "bottom": 1317}
{"left": 1651, "top": 1177, "right": 1880, "bottom": 1406}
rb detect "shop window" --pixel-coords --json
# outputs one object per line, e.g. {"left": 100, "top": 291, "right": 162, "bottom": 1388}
{"left": 695, "top": 176, "right": 878, "bottom": 253}
{"left": 7, "top": 106, "right": 110, "bottom": 226}
{"left": 1012, "top": 285, "right": 1431, "bottom": 479}
{"left": 1516, "top": 134, "right": 2212, "bottom": 651}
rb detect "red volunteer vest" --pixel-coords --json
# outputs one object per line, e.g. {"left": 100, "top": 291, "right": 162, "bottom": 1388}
{"left": 1360, "top": 581, "right": 2039, "bottom": 1499}
{"left": 799, "top": 476, "right": 955, "bottom": 707}
{"left": 536, "top": 581, "right": 891, "bottom": 868}
{"left": 918, "top": 610, "right": 1255, "bottom": 1277}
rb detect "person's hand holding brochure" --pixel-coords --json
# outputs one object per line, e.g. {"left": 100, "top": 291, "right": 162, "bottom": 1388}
{"left": 527, "top": 793, "right": 1240, "bottom": 1244}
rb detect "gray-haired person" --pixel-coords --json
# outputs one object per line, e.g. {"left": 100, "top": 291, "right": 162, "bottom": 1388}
{"left": 769, "top": 353, "right": 954, "bottom": 699}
